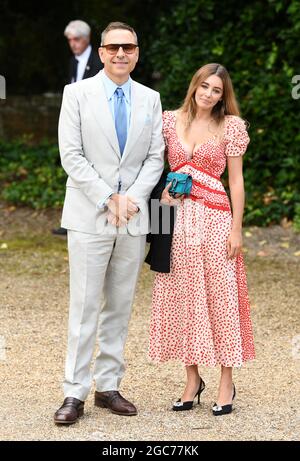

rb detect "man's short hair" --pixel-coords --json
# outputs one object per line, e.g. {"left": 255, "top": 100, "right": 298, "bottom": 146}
{"left": 64, "top": 20, "right": 91, "bottom": 38}
{"left": 101, "top": 22, "right": 138, "bottom": 45}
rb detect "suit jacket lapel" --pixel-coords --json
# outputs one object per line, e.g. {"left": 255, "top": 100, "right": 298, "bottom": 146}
{"left": 82, "top": 49, "right": 92, "bottom": 79}
{"left": 86, "top": 72, "right": 120, "bottom": 158}
{"left": 121, "top": 80, "right": 146, "bottom": 161}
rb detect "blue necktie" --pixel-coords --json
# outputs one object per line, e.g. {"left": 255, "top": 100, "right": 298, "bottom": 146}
{"left": 114, "top": 87, "right": 127, "bottom": 155}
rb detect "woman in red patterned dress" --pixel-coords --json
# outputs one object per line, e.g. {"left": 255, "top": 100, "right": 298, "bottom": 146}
{"left": 148, "top": 63, "right": 255, "bottom": 416}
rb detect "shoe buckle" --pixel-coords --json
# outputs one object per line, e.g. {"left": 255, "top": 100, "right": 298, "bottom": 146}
{"left": 173, "top": 401, "right": 184, "bottom": 407}
{"left": 213, "top": 404, "right": 222, "bottom": 412}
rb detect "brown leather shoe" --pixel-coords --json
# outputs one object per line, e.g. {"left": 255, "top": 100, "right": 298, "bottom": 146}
{"left": 95, "top": 391, "right": 137, "bottom": 416}
{"left": 54, "top": 397, "right": 84, "bottom": 424}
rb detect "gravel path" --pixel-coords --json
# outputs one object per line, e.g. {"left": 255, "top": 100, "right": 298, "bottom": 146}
{"left": 0, "top": 205, "right": 299, "bottom": 441}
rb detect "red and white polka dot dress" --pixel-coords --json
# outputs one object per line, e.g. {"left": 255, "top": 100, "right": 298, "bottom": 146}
{"left": 148, "top": 111, "right": 255, "bottom": 367}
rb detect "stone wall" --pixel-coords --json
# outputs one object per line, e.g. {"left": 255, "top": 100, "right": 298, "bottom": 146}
{"left": 0, "top": 94, "right": 62, "bottom": 143}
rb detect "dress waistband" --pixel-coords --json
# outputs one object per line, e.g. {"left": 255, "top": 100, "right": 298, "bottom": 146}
{"left": 172, "top": 162, "right": 230, "bottom": 212}
{"left": 173, "top": 161, "right": 221, "bottom": 180}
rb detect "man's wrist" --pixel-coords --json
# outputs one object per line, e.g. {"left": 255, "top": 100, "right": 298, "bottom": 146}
{"left": 105, "top": 194, "right": 114, "bottom": 207}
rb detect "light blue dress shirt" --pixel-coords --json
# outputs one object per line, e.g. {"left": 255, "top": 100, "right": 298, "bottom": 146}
{"left": 101, "top": 70, "right": 131, "bottom": 134}
{"left": 97, "top": 70, "right": 132, "bottom": 209}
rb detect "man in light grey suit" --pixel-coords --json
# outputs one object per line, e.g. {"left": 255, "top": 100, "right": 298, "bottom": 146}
{"left": 54, "top": 21, "right": 164, "bottom": 424}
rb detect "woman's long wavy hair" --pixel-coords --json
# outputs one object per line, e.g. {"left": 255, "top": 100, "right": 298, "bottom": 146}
{"left": 179, "top": 63, "right": 241, "bottom": 129}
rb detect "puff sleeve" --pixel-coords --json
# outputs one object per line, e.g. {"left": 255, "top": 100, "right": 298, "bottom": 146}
{"left": 225, "top": 116, "right": 250, "bottom": 157}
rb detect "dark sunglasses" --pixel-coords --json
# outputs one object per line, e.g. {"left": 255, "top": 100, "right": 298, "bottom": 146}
{"left": 101, "top": 43, "right": 138, "bottom": 54}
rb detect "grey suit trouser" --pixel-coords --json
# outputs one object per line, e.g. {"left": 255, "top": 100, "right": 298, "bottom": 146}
{"left": 63, "top": 229, "right": 146, "bottom": 401}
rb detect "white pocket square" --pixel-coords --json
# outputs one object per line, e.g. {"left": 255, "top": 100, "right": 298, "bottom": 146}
{"left": 144, "top": 114, "right": 152, "bottom": 125}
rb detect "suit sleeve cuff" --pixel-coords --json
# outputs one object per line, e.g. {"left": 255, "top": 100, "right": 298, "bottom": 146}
{"left": 97, "top": 193, "right": 113, "bottom": 210}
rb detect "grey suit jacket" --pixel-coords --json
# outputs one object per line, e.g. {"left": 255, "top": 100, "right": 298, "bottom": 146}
{"left": 58, "top": 70, "right": 165, "bottom": 235}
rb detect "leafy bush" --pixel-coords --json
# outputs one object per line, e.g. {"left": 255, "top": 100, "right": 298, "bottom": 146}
{"left": 293, "top": 203, "right": 300, "bottom": 232}
{"left": 147, "top": 0, "right": 300, "bottom": 226}
{"left": 0, "top": 138, "right": 66, "bottom": 209}
{"left": 1, "top": 1, "right": 300, "bottom": 226}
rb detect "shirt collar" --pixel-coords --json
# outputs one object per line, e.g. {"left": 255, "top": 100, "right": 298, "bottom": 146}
{"left": 101, "top": 69, "right": 131, "bottom": 103}
{"left": 75, "top": 44, "right": 92, "bottom": 62}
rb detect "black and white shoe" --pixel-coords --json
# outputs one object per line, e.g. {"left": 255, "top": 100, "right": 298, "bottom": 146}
{"left": 172, "top": 378, "right": 206, "bottom": 411}
{"left": 212, "top": 383, "right": 236, "bottom": 416}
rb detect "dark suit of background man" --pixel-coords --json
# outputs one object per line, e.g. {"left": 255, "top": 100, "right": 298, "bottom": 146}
{"left": 52, "top": 20, "right": 103, "bottom": 236}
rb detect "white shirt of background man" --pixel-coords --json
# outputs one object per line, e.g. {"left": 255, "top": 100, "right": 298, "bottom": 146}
{"left": 74, "top": 44, "right": 92, "bottom": 82}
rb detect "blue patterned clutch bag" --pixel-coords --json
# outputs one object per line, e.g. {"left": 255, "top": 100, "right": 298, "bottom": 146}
{"left": 166, "top": 172, "right": 193, "bottom": 197}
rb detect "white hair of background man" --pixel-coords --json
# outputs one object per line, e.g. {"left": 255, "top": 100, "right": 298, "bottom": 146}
{"left": 64, "top": 20, "right": 91, "bottom": 38}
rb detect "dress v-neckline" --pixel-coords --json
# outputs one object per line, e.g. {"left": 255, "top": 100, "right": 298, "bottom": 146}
{"left": 177, "top": 136, "right": 217, "bottom": 158}
{"left": 171, "top": 111, "right": 225, "bottom": 158}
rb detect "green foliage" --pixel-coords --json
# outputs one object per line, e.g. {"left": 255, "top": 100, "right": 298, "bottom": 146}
{"left": 147, "top": 0, "right": 300, "bottom": 226}
{"left": 0, "top": 0, "right": 169, "bottom": 93}
{"left": 1, "top": 0, "right": 300, "bottom": 226}
{"left": 293, "top": 203, "right": 300, "bottom": 232}
{"left": 0, "top": 139, "right": 66, "bottom": 209}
